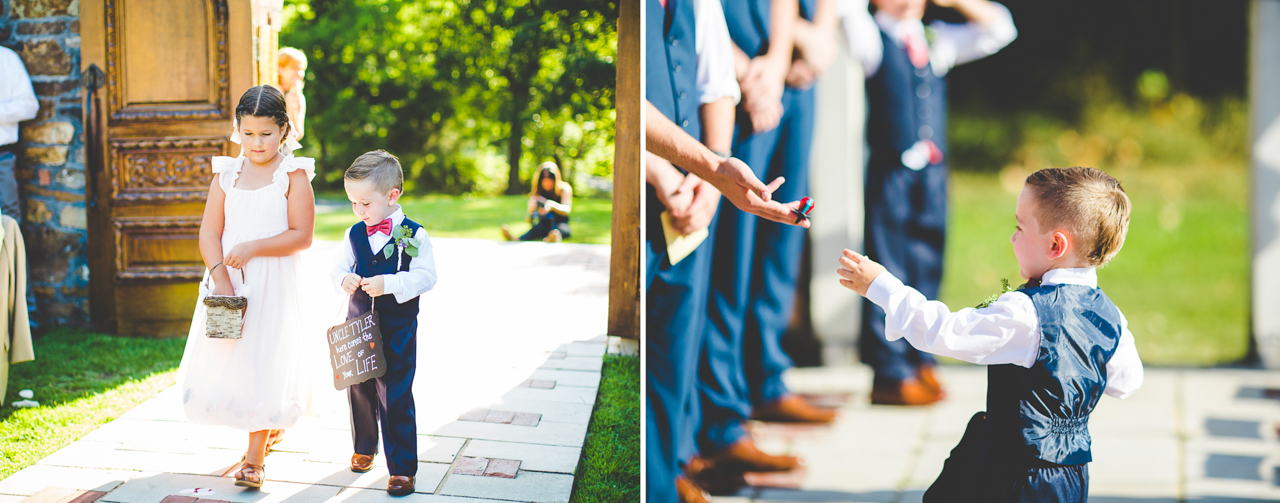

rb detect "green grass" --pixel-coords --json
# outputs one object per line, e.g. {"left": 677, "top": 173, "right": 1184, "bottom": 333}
{"left": 942, "top": 164, "right": 1248, "bottom": 366}
{"left": 0, "top": 330, "right": 186, "bottom": 480}
{"left": 570, "top": 354, "right": 639, "bottom": 503}
{"left": 316, "top": 194, "right": 613, "bottom": 245}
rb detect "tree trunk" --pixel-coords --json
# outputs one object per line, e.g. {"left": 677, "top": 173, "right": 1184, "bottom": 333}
{"left": 505, "top": 85, "right": 531, "bottom": 195}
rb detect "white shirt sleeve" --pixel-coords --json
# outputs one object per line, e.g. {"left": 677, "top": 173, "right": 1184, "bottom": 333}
{"left": 927, "top": 1, "right": 1016, "bottom": 75}
{"left": 695, "top": 0, "right": 741, "bottom": 105}
{"left": 865, "top": 272, "right": 1041, "bottom": 367}
{"left": 1103, "top": 311, "right": 1144, "bottom": 399}
{"left": 0, "top": 49, "right": 39, "bottom": 140}
{"left": 838, "top": 0, "right": 884, "bottom": 77}
{"left": 331, "top": 228, "right": 357, "bottom": 294}
{"left": 380, "top": 228, "right": 438, "bottom": 304}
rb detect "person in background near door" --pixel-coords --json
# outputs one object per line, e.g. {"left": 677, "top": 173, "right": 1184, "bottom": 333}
{"left": 840, "top": 0, "right": 1016, "bottom": 405}
{"left": 501, "top": 162, "right": 574, "bottom": 242}
{"left": 0, "top": 45, "right": 39, "bottom": 221}
{"left": 278, "top": 47, "right": 308, "bottom": 140}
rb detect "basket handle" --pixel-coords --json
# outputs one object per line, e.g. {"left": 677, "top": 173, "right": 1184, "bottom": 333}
{"left": 203, "top": 262, "right": 246, "bottom": 293}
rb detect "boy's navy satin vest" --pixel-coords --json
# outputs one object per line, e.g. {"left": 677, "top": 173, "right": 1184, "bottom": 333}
{"left": 865, "top": 30, "right": 948, "bottom": 172}
{"left": 722, "top": 0, "right": 815, "bottom": 57}
{"left": 347, "top": 218, "right": 423, "bottom": 331}
{"left": 986, "top": 284, "right": 1123, "bottom": 467}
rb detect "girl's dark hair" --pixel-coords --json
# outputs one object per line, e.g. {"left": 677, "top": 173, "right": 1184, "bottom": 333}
{"left": 235, "top": 85, "right": 290, "bottom": 135}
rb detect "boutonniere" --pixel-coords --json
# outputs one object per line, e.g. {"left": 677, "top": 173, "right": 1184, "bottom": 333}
{"left": 976, "top": 278, "right": 1014, "bottom": 309}
{"left": 382, "top": 224, "right": 421, "bottom": 259}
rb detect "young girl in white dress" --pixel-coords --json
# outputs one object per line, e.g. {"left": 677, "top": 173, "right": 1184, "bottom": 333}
{"left": 175, "top": 85, "right": 316, "bottom": 488}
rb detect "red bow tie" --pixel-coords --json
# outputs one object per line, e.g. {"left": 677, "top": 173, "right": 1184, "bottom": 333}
{"left": 367, "top": 218, "right": 393, "bottom": 236}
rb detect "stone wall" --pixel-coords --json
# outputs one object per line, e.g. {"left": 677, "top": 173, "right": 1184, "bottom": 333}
{"left": 1, "top": 0, "right": 91, "bottom": 330}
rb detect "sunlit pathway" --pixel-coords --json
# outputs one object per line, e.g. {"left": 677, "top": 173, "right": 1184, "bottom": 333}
{"left": 0, "top": 238, "right": 614, "bottom": 503}
{"left": 708, "top": 365, "right": 1280, "bottom": 503}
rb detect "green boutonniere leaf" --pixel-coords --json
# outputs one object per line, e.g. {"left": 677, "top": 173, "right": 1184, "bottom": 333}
{"left": 392, "top": 225, "right": 407, "bottom": 239}
{"left": 405, "top": 245, "right": 419, "bottom": 257}
{"left": 976, "top": 278, "right": 1015, "bottom": 309}
{"left": 383, "top": 243, "right": 395, "bottom": 259}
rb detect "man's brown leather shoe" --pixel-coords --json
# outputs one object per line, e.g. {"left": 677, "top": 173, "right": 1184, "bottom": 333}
{"left": 350, "top": 453, "right": 375, "bottom": 473}
{"left": 870, "top": 377, "right": 940, "bottom": 406}
{"left": 675, "top": 475, "right": 710, "bottom": 503}
{"left": 916, "top": 365, "right": 947, "bottom": 400}
{"left": 387, "top": 475, "right": 415, "bottom": 496}
{"left": 752, "top": 394, "right": 837, "bottom": 423}
{"left": 708, "top": 437, "right": 801, "bottom": 472}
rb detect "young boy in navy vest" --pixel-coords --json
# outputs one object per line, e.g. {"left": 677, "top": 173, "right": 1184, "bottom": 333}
{"left": 331, "top": 150, "right": 438, "bottom": 496}
{"left": 837, "top": 167, "right": 1144, "bottom": 501}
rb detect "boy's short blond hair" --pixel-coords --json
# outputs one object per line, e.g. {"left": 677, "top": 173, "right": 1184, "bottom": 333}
{"left": 1024, "top": 167, "right": 1131, "bottom": 267}
{"left": 345, "top": 150, "right": 404, "bottom": 195}
{"left": 278, "top": 47, "right": 307, "bottom": 70}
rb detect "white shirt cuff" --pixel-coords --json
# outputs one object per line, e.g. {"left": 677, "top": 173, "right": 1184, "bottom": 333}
{"left": 866, "top": 272, "right": 905, "bottom": 308}
{"left": 382, "top": 273, "right": 403, "bottom": 300}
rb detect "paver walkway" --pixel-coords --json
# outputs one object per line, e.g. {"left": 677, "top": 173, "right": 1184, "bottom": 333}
{"left": 0, "top": 237, "right": 615, "bottom": 503}
{"left": 712, "top": 365, "right": 1280, "bottom": 503}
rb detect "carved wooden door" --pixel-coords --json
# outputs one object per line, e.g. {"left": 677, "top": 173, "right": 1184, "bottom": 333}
{"left": 82, "top": 0, "right": 254, "bottom": 336}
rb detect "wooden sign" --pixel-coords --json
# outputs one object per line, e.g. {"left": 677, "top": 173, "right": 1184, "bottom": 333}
{"left": 326, "top": 309, "right": 386, "bottom": 390}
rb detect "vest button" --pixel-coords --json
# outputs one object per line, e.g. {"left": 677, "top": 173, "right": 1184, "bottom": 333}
{"left": 916, "top": 83, "right": 931, "bottom": 99}
{"left": 680, "top": 91, "right": 687, "bottom": 99}
{"left": 670, "top": 38, "right": 679, "bottom": 47}
{"left": 918, "top": 125, "right": 934, "bottom": 140}
{"left": 918, "top": 106, "right": 931, "bottom": 119}
{"left": 682, "top": 120, "right": 690, "bottom": 127}
{"left": 675, "top": 64, "right": 682, "bottom": 73}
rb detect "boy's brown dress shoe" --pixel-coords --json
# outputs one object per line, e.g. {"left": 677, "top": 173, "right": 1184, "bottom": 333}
{"left": 916, "top": 365, "right": 947, "bottom": 400}
{"left": 870, "top": 377, "right": 940, "bottom": 406}
{"left": 707, "top": 437, "right": 802, "bottom": 472}
{"left": 751, "top": 394, "right": 837, "bottom": 423}
{"left": 675, "top": 475, "right": 711, "bottom": 503}
{"left": 350, "top": 453, "right": 375, "bottom": 473}
{"left": 387, "top": 475, "right": 415, "bottom": 496}
{"left": 684, "top": 458, "right": 749, "bottom": 496}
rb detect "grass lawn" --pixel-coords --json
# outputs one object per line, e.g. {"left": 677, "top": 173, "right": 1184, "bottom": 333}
{"left": 570, "top": 354, "right": 640, "bottom": 503}
{"left": 942, "top": 164, "right": 1248, "bottom": 366}
{"left": 315, "top": 194, "right": 613, "bottom": 245}
{"left": 0, "top": 330, "right": 186, "bottom": 480}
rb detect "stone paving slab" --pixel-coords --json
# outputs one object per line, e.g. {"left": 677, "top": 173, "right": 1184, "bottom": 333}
{"left": 1, "top": 239, "right": 611, "bottom": 503}
{"left": 438, "top": 470, "right": 574, "bottom": 503}
{"left": 710, "top": 366, "right": 1280, "bottom": 503}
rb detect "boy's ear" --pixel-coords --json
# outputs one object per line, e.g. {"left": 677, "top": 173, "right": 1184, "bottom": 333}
{"left": 1049, "top": 230, "right": 1070, "bottom": 261}
{"left": 387, "top": 188, "right": 402, "bottom": 203}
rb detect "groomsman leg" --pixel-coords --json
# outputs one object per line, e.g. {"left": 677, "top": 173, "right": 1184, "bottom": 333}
{"left": 347, "top": 374, "right": 380, "bottom": 472}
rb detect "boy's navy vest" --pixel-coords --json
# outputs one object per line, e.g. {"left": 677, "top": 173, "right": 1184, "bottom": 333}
{"left": 347, "top": 218, "right": 423, "bottom": 331}
{"left": 986, "top": 284, "right": 1124, "bottom": 467}
{"left": 865, "top": 29, "right": 948, "bottom": 172}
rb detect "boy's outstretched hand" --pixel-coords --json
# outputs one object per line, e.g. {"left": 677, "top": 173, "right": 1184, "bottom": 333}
{"left": 341, "top": 273, "right": 362, "bottom": 295}
{"left": 360, "top": 276, "right": 386, "bottom": 297}
{"left": 837, "top": 249, "right": 886, "bottom": 296}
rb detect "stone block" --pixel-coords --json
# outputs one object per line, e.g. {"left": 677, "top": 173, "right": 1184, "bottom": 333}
{"left": 70, "top": 21, "right": 79, "bottom": 34}
{"left": 59, "top": 205, "right": 85, "bottom": 229}
{"left": 55, "top": 168, "right": 84, "bottom": 190}
{"left": 510, "top": 412, "right": 540, "bottom": 426}
{"left": 16, "top": 21, "right": 67, "bottom": 36}
{"left": 22, "top": 121, "right": 75, "bottom": 145}
{"left": 12, "top": 0, "right": 78, "bottom": 18}
{"left": 482, "top": 410, "right": 515, "bottom": 424}
{"left": 26, "top": 224, "right": 82, "bottom": 284}
{"left": 19, "top": 40, "right": 71, "bottom": 76}
{"left": 452, "top": 456, "right": 489, "bottom": 476}
{"left": 26, "top": 199, "right": 52, "bottom": 224}
{"left": 26, "top": 146, "right": 68, "bottom": 165}
{"left": 483, "top": 458, "right": 519, "bottom": 479}
{"left": 461, "top": 440, "right": 580, "bottom": 474}
{"left": 32, "top": 80, "right": 79, "bottom": 98}
{"left": 36, "top": 99, "right": 56, "bottom": 121}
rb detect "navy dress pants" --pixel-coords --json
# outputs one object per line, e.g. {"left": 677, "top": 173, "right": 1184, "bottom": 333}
{"left": 925, "top": 412, "right": 1089, "bottom": 503}
{"left": 645, "top": 196, "right": 716, "bottom": 503}
{"left": 699, "top": 86, "right": 813, "bottom": 454}
{"left": 348, "top": 320, "right": 419, "bottom": 477}
{"left": 860, "top": 164, "right": 944, "bottom": 388}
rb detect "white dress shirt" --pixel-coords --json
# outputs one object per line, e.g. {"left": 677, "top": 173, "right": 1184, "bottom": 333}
{"left": 865, "top": 267, "right": 1144, "bottom": 399}
{"left": 695, "top": 0, "right": 742, "bottom": 105}
{"left": 0, "top": 47, "right": 39, "bottom": 147}
{"left": 331, "top": 207, "right": 438, "bottom": 305}
{"left": 838, "top": 0, "right": 1017, "bottom": 78}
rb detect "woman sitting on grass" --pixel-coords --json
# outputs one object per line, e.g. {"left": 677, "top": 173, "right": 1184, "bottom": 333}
{"left": 502, "top": 162, "right": 573, "bottom": 242}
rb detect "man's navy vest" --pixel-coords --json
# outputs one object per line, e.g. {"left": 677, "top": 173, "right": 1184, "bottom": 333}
{"left": 986, "top": 284, "right": 1124, "bottom": 467}
{"left": 865, "top": 30, "right": 948, "bottom": 172}
{"left": 647, "top": 0, "right": 700, "bottom": 139}
{"left": 722, "top": 0, "right": 815, "bottom": 57}
{"left": 347, "top": 218, "right": 424, "bottom": 331}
